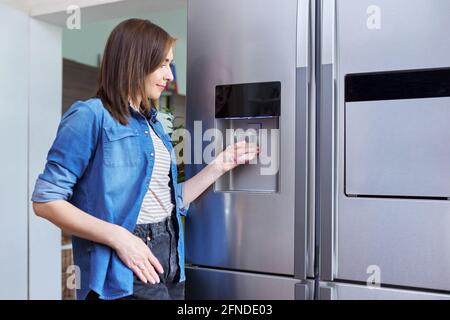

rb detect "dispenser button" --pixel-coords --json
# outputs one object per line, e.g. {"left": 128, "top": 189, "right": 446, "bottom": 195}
{"left": 233, "top": 122, "right": 261, "bottom": 144}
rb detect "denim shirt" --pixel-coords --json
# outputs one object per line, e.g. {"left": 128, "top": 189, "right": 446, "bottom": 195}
{"left": 31, "top": 98, "right": 188, "bottom": 300}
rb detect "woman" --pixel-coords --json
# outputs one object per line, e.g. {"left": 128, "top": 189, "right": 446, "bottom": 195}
{"left": 31, "top": 19, "right": 258, "bottom": 300}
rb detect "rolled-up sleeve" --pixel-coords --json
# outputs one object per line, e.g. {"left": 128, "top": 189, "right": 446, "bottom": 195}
{"left": 31, "top": 102, "right": 99, "bottom": 203}
{"left": 176, "top": 182, "right": 190, "bottom": 216}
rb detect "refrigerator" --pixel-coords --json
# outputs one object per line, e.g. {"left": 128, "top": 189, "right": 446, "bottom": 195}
{"left": 185, "top": 0, "right": 450, "bottom": 300}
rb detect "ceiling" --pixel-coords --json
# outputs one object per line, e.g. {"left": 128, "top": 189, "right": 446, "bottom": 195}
{"left": 2, "top": 0, "right": 187, "bottom": 24}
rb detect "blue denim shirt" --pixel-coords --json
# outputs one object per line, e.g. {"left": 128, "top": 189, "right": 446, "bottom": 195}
{"left": 31, "top": 98, "right": 188, "bottom": 300}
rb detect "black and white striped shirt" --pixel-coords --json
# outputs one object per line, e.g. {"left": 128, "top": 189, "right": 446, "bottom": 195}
{"left": 136, "top": 122, "right": 174, "bottom": 224}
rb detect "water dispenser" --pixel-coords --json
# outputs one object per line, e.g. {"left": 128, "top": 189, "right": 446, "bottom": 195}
{"left": 214, "top": 81, "right": 281, "bottom": 193}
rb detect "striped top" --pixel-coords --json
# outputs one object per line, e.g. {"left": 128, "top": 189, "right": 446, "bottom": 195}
{"left": 136, "top": 120, "right": 174, "bottom": 224}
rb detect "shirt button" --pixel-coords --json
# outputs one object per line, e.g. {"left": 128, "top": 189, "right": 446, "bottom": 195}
{"left": 150, "top": 153, "right": 154, "bottom": 157}
{"left": 144, "top": 130, "right": 149, "bottom": 135}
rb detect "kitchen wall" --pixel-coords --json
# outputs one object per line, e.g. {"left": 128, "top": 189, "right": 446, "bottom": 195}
{"left": 0, "top": 2, "right": 62, "bottom": 300}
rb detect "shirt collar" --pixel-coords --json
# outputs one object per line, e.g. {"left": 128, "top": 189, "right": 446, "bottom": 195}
{"left": 147, "top": 107, "right": 158, "bottom": 123}
{"left": 128, "top": 102, "right": 158, "bottom": 123}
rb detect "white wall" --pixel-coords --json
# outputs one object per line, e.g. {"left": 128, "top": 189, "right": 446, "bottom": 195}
{"left": 0, "top": 2, "right": 30, "bottom": 300}
{"left": 0, "top": 3, "right": 61, "bottom": 299}
{"left": 29, "top": 18, "right": 62, "bottom": 300}
{"left": 62, "top": 7, "right": 187, "bottom": 95}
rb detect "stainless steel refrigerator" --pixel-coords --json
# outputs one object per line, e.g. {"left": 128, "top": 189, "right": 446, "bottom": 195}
{"left": 185, "top": 0, "right": 450, "bottom": 300}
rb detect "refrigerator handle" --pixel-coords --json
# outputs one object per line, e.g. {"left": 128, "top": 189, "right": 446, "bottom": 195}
{"left": 294, "top": 0, "right": 312, "bottom": 281}
{"left": 318, "top": 0, "right": 336, "bottom": 281}
{"left": 296, "top": 0, "right": 310, "bottom": 69}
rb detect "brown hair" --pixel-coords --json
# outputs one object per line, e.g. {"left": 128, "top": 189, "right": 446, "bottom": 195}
{"left": 96, "top": 19, "right": 176, "bottom": 125}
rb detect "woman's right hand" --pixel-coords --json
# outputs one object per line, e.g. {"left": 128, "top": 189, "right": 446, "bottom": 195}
{"left": 111, "top": 225, "right": 164, "bottom": 284}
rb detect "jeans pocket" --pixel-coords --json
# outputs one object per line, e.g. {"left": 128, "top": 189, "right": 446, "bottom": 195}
{"left": 146, "top": 236, "right": 154, "bottom": 250}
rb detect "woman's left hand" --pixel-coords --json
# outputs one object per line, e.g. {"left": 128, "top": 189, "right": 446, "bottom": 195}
{"left": 213, "top": 141, "right": 260, "bottom": 173}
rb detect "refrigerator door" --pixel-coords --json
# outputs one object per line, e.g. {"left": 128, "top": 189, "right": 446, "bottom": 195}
{"left": 186, "top": 266, "right": 313, "bottom": 300}
{"left": 324, "top": 0, "right": 450, "bottom": 292}
{"left": 319, "top": 282, "right": 450, "bottom": 300}
{"left": 186, "top": 0, "right": 311, "bottom": 278}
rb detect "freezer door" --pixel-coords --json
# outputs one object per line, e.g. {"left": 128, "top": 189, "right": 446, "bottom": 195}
{"left": 328, "top": 0, "right": 450, "bottom": 292}
{"left": 186, "top": 0, "right": 311, "bottom": 278}
{"left": 186, "top": 267, "right": 312, "bottom": 300}
{"left": 319, "top": 282, "right": 450, "bottom": 300}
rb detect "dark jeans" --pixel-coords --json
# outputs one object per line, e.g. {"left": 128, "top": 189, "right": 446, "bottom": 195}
{"left": 86, "top": 214, "right": 185, "bottom": 300}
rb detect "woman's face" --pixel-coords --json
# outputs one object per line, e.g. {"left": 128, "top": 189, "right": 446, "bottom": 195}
{"left": 145, "top": 47, "right": 174, "bottom": 100}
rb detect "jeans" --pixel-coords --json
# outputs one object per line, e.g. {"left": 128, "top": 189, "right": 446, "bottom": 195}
{"left": 86, "top": 214, "right": 185, "bottom": 300}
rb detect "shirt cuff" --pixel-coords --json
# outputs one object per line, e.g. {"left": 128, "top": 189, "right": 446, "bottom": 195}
{"left": 177, "top": 182, "right": 190, "bottom": 216}
{"left": 31, "top": 178, "right": 72, "bottom": 203}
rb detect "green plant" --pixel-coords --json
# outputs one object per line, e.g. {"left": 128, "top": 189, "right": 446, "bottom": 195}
{"left": 158, "top": 104, "right": 186, "bottom": 182}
